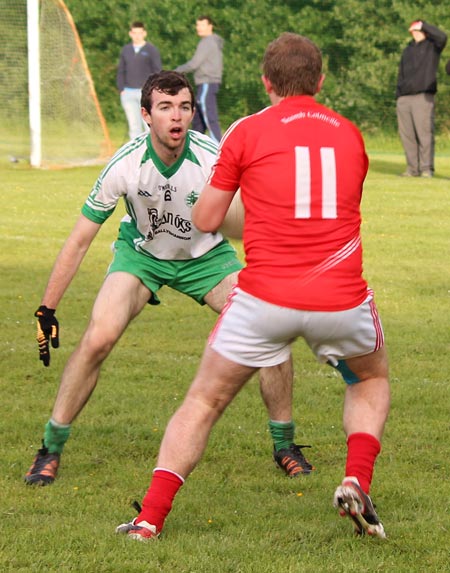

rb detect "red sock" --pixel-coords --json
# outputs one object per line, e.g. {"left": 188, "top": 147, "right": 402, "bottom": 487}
{"left": 345, "top": 432, "right": 381, "bottom": 494}
{"left": 137, "top": 469, "right": 184, "bottom": 532}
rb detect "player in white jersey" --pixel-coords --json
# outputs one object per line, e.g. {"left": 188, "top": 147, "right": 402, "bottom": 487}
{"left": 25, "top": 71, "right": 312, "bottom": 486}
{"left": 84, "top": 126, "right": 224, "bottom": 261}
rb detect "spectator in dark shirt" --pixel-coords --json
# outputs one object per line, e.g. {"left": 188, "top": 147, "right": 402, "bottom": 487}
{"left": 396, "top": 20, "right": 447, "bottom": 177}
{"left": 117, "top": 22, "right": 162, "bottom": 139}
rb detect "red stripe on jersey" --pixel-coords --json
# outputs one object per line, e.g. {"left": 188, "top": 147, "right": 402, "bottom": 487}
{"left": 294, "top": 235, "right": 361, "bottom": 287}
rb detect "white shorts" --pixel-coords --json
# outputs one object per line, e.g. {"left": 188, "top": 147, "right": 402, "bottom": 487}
{"left": 209, "top": 287, "right": 384, "bottom": 379}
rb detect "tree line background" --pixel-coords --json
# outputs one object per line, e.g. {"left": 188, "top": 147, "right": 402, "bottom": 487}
{"left": 65, "top": 0, "right": 450, "bottom": 137}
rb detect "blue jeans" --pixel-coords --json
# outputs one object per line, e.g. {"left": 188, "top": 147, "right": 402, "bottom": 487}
{"left": 120, "top": 88, "right": 149, "bottom": 140}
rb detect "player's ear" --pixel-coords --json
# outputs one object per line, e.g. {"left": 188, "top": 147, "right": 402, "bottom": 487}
{"left": 142, "top": 107, "right": 151, "bottom": 126}
{"left": 261, "top": 75, "right": 273, "bottom": 94}
{"left": 316, "top": 74, "right": 325, "bottom": 94}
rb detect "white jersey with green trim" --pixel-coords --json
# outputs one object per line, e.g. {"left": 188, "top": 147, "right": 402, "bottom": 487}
{"left": 82, "top": 130, "right": 225, "bottom": 260}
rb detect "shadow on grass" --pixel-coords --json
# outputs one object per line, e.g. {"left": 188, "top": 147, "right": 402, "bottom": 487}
{"left": 368, "top": 157, "right": 450, "bottom": 179}
{"left": 368, "top": 157, "right": 403, "bottom": 176}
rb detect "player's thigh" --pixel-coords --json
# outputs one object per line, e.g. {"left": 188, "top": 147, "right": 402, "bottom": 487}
{"left": 89, "top": 271, "right": 151, "bottom": 340}
{"left": 204, "top": 271, "right": 240, "bottom": 313}
{"left": 187, "top": 345, "right": 257, "bottom": 413}
{"left": 344, "top": 346, "right": 388, "bottom": 383}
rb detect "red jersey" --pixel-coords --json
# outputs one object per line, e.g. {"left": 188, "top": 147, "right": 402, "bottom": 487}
{"left": 208, "top": 96, "right": 369, "bottom": 311}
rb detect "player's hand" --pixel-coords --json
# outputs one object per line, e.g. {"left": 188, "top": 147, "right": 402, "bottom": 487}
{"left": 35, "top": 306, "right": 59, "bottom": 367}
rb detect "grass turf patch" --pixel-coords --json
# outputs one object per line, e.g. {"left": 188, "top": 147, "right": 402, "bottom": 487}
{"left": 1, "top": 148, "right": 450, "bottom": 572}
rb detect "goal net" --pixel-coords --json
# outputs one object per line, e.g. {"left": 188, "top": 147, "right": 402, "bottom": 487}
{"left": 0, "top": 0, "right": 112, "bottom": 168}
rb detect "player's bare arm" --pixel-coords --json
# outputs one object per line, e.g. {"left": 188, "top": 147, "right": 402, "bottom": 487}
{"left": 192, "top": 184, "right": 235, "bottom": 233}
{"left": 40, "top": 214, "right": 101, "bottom": 309}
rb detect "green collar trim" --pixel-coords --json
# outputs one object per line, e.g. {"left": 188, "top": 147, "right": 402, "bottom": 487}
{"left": 140, "top": 132, "right": 200, "bottom": 176}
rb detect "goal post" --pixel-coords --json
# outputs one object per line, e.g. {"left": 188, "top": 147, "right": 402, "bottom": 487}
{"left": 0, "top": 0, "right": 113, "bottom": 168}
{"left": 27, "top": 0, "right": 41, "bottom": 167}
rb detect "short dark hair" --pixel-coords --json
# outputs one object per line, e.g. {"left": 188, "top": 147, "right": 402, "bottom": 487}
{"left": 197, "top": 15, "right": 214, "bottom": 26}
{"left": 141, "top": 71, "right": 195, "bottom": 112}
{"left": 130, "top": 21, "right": 145, "bottom": 30}
{"left": 262, "top": 33, "right": 322, "bottom": 96}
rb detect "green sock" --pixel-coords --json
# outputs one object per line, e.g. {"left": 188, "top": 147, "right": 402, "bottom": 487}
{"left": 43, "top": 418, "right": 71, "bottom": 454}
{"left": 269, "top": 420, "right": 295, "bottom": 452}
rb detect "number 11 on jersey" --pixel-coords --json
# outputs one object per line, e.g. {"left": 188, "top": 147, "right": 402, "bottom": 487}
{"left": 295, "top": 146, "right": 337, "bottom": 219}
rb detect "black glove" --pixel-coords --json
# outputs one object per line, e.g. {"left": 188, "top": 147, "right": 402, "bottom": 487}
{"left": 35, "top": 306, "right": 59, "bottom": 367}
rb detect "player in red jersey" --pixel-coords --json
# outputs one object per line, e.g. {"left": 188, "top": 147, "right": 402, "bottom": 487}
{"left": 117, "top": 33, "right": 390, "bottom": 540}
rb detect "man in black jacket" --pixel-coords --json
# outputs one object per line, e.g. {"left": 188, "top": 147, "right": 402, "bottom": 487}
{"left": 396, "top": 20, "right": 447, "bottom": 178}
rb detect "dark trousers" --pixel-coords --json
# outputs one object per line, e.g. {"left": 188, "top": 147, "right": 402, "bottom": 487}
{"left": 193, "top": 83, "right": 222, "bottom": 144}
{"left": 396, "top": 93, "right": 435, "bottom": 175}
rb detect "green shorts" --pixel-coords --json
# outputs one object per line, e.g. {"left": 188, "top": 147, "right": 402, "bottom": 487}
{"left": 107, "top": 238, "right": 243, "bottom": 305}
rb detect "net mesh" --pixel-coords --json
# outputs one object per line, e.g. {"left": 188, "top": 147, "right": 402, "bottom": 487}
{"left": 0, "top": 0, "right": 112, "bottom": 167}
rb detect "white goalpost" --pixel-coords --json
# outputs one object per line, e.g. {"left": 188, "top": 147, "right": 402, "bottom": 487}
{"left": 27, "top": 0, "right": 42, "bottom": 167}
{"left": 1, "top": 0, "right": 112, "bottom": 168}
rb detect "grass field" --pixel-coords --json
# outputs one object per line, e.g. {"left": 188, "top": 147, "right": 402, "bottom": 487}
{"left": 1, "top": 141, "right": 450, "bottom": 572}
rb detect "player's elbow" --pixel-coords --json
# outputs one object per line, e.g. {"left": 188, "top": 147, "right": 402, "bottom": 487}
{"left": 192, "top": 207, "right": 220, "bottom": 233}
{"left": 193, "top": 214, "right": 219, "bottom": 233}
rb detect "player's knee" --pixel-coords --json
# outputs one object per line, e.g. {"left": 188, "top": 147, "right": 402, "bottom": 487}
{"left": 80, "top": 324, "right": 118, "bottom": 361}
{"left": 187, "top": 379, "right": 232, "bottom": 418}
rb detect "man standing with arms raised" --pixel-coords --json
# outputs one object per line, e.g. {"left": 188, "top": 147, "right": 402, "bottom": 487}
{"left": 396, "top": 20, "right": 447, "bottom": 177}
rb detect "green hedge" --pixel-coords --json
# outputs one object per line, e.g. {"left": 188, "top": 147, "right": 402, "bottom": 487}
{"left": 65, "top": 0, "right": 450, "bottom": 135}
